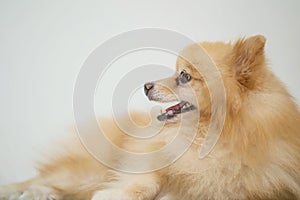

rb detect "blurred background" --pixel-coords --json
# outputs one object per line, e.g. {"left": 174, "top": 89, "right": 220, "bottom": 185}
{"left": 0, "top": 0, "right": 299, "bottom": 184}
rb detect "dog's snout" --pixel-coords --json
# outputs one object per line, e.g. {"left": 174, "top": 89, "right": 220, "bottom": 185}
{"left": 144, "top": 82, "right": 154, "bottom": 96}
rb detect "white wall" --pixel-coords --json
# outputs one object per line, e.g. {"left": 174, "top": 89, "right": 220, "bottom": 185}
{"left": 0, "top": 0, "right": 299, "bottom": 184}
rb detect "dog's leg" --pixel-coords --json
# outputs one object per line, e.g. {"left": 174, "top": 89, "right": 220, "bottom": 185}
{"left": 92, "top": 173, "right": 161, "bottom": 200}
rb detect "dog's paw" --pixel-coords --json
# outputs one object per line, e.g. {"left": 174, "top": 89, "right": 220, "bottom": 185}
{"left": 0, "top": 185, "right": 22, "bottom": 200}
{"left": 0, "top": 185, "right": 57, "bottom": 200}
{"left": 18, "top": 187, "right": 57, "bottom": 200}
{"left": 92, "top": 189, "right": 132, "bottom": 200}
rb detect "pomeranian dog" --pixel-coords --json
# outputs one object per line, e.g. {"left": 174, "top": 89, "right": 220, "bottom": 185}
{"left": 1, "top": 35, "right": 300, "bottom": 200}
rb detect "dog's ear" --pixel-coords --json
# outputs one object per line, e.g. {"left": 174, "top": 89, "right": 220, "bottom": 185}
{"left": 231, "top": 35, "right": 266, "bottom": 89}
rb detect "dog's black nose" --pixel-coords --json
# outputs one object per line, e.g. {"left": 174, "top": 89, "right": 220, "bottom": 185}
{"left": 144, "top": 82, "right": 154, "bottom": 96}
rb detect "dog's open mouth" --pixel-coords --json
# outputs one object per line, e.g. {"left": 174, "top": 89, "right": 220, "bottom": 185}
{"left": 157, "top": 101, "right": 197, "bottom": 121}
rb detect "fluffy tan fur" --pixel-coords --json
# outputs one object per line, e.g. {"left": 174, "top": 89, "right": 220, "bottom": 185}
{"left": 1, "top": 35, "right": 300, "bottom": 200}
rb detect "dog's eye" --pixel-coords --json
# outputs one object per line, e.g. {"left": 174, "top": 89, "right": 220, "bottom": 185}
{"left": 180, "top": 71, "right": 192, "bottom": 83}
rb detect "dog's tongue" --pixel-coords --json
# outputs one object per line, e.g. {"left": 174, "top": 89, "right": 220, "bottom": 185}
{"left": 157, "top": 101, "right": 197, "bottom": 121}
{"left": 157, "top": 101, "right": 187, "bottom": 121}
{"left": 166, "top": 101, "right": 187, "bottom": 114}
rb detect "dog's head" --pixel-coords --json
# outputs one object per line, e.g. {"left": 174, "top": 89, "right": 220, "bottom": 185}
{"left": 144, "top": 35, "right": 267, "bottom": 122}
